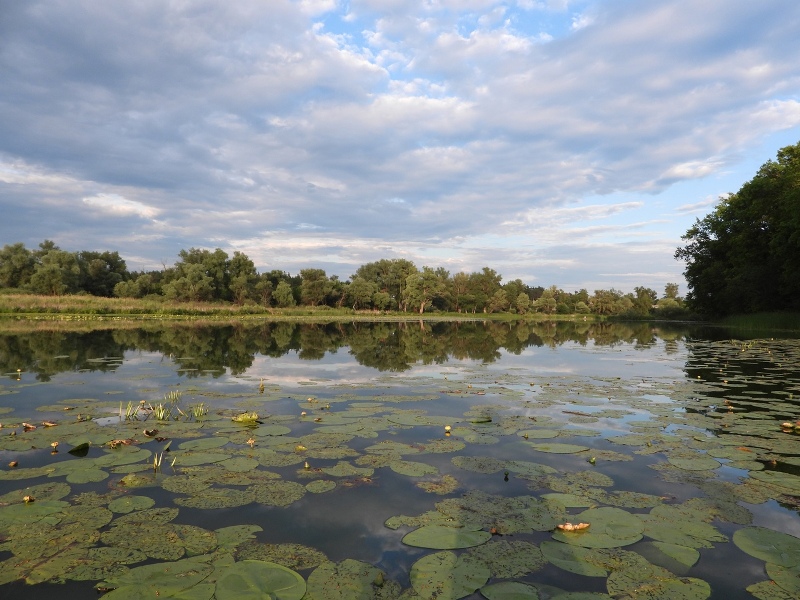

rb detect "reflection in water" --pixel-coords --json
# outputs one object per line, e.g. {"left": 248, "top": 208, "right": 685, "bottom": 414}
{"left": 1, "top": 320, "right": 689, "bottom": 380}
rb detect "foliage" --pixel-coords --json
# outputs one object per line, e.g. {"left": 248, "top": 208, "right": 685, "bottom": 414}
{"left": 676, "top": 141, "right": 800, "bottom": 315}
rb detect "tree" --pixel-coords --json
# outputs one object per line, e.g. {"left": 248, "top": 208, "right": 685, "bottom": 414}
{"left": 354, "top": 259, "right": 417, "bottom": 311}
{"left": 403, "top": 267, "right": 448, "bottom": 313}
{"left": 228, "top": 251, "right": 258, "bottom": 304}
{"left": 488, "top": 289, "right": 510, "bottom": 313}
{"left": 273, "top": 281, "right": 296, "bottom": 307}
{"left": 174, "top": 248, "right": 230, "bottom": 301}
{"left": 300, "top": 269, "right": 331, "bottom": 306}
{"left": 632, "top": 286, "right": 658, "bottom": 316}
{"left": 162, "top": 263, "right": 214, "bottom": 301}
{"left": 29, "top": 250, "right": 81, "bottom": 295}
{"left": 347, "top": 277, "right": 378, "bottom": 310}
{"left": 0, "top": 243, "right": 36, "bottom": 289}
{"left": 663, "top": 283, "right": 680, "bottom": 300}
{"left": 78, "top": 250, "right": 128, "bottom": 297}
{"left": 676, "top": 141, "right": 800, "bottom": 315}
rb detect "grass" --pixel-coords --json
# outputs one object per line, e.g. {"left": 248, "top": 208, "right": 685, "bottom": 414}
{"left": 721, "top": 312, "right": 800, "bottom": 332}
{"left": 0, "top": 292, "right": 608, "bottom": 326}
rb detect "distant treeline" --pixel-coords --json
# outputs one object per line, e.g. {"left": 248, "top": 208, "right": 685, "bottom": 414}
{"left": 0, "top": 242, "right": 684, "bottom": 317}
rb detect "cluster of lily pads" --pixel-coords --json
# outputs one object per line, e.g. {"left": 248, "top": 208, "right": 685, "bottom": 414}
{"left": 1, "top": 337, "right": 800, "bottom": 599}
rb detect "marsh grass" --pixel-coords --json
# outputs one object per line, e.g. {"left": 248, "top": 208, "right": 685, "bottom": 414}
{"left": 722, "top": 312, "right": 800, "bottom": 333}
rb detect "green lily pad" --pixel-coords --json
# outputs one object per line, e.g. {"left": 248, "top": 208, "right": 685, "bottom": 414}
{"left": 306, "top": 480, "right": 336, "bottom": 494}
{"left": 480, "top": 581, "right": 541, "bottom": 599}
{"left": 540, "top": 541, "right": 610, "bottom": 577}
{"left": 306, "top": 559, "right": 399, "bottom": 599}
{"left": 766, "top": 562, "right": 800, "bottom": 595}
{"left": 179, "top": 437, "right": 229, "bottom": 451}
{"left": 606, "top": 562, "right": 710, "bottom": 599}
{"left": 108, "top": 495, "right": 156, "bottom": 514}
{"left": 389, "top": 460, "right": 438, "bottom": 477}
{"left": 733, "top": 527, "right": 800, "bottom": 567}
{"left": 552, "top": 507, "right": 643, "bottom": 548}
{"left": 215, "top": 560, "right": 306, "bottom": 600}
{"left": 517, "top": 429, "right": 560, "bottom": 439}
{"left": 99, "top": 558, "right": 214, "bottom": 599}
{"left": 410, "top": 550, "right": 490, "bottom": 600}
{"left": 667, "top": 456, "right": 721, "bottom": 471}
{"left": 527, "top": 443, "right": 589, "bottom": 454}
{"left": 402, "top": 525, "right": 492, "bottom": 549}
{"left": 66, "top": 467, "right": 110, "bottom": 484}
{"left": 466, "top": 540, "right": 546, "bottom": 578}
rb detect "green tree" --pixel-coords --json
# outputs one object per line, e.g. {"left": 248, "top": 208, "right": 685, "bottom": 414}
{"left": 347, "top": 277, "right": 378, "bottom": 310}
{"left": 174, "top": 248, "right": 230, "bottom": 301}
{"left": 28, "top": 250, "right": 81, "bottom": 295}
{"left": 676, "top": 141, "right": 800, "bottom": 314}
{"left": 162, "top": 263, "right": 214, "bottom": 301}
{"left": 663, "top": 282, "right": 680, "bottom": 300}
{"left": 403, "top": 267, "right": 448, "bottom": 313}
{"left": 0, "top": 242, "right": 36, "bottom": 289}
{"left": 300, "top": 269, "right": 331, "bottom": 306}
{"left": 228, "top": 251, "right": 258, "bottom": 304}
{"left": 273, "top": 280, "right": 296, "bottom": 307}
{"left": 78, "top": 250, "right": 128, "bottom": 296}
{"left": 515, "top": 292, "right": 531, "bottom": 314}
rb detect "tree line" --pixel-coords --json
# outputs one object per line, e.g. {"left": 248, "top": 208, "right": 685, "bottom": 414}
{"left": 0, "top": 241, "right": 684, "bottom": 317}
{"left": 676, "top": 140, "right": 800, "bottom": 316}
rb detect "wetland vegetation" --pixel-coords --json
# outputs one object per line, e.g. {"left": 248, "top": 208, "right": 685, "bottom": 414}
{"left": 2, "top": 320, "right": 800, "bottom": 599}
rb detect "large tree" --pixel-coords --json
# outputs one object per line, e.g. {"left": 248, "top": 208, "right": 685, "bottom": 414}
{"left": 676, "top": 141, "right": 800, "bottom": 315}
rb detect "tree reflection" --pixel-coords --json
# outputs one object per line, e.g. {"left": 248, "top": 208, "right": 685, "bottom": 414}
{"left": 0, "top": 321, "right": 694, "bottom": 379}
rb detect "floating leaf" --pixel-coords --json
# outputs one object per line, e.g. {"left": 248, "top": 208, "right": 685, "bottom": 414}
{"left": 480, "top": 581, "right": 541, "bottom": 599}
{"left": 306, "top": 480, "right": 336, "bottom": 494}
{"left": 606, "top": 561, "right": 710, "bottom": 599}
{"left": 540, "top": 541, "right": 610, "bottom": 577}
{"left": 410, "top": 551, "right": 490, "bottom": 600}
{"left": 466, "top": 540, "right": 545, "bottom": 578}
{"left": 403, "top": 525, "right": 491, "bottom": 549}
{"left": 215, "top": 560, "right": 306, "bottom": 600}
{"left": 179, "top": 437, "right": 229, "bottom": 451}
{"left": 99, "top": 558, "right": 214, "bottom": 599}
{"left": 527, "top": 443, "right": 589, "bottom": 454}
{"left": 306, "top": 559, "right": 400, "bottom": 599}
{"left": 389, "top": 460, "right": 438, "bottom": 477}
{"left": 108, "top": 495, "right": 155, "bottom": 514}
{"left": 733, "top": 527, "right": 800, "bottom": 567}
{"left": 667, "top": 456, "right": 721, "bottom": 471}
{"left": 552, "top": 507, "right": 643, "bottom": 548}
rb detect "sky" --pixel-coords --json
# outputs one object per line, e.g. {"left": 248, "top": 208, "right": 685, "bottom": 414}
{"left": 1, "top": 0, "right": 799, "bottom": 294}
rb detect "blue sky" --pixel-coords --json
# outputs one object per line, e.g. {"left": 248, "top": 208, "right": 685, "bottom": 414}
{"left": 1, "top": 0, "right": 799, "bottom": 294}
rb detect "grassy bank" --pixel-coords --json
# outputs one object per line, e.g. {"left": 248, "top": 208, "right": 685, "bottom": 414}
{"left": 0, "top": 292, "right": 604, "bottom": 326}
{"left": 721, "top": 312, "right": 800, "bottom": 332}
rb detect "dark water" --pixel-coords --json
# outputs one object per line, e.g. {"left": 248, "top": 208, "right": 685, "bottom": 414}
{"left": 1, "top": 320, "right": 799, "bottom": 599}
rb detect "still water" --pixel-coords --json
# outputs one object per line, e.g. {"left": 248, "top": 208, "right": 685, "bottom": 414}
{"left": 1, "top": 320, "right": 799, "bottom": 599}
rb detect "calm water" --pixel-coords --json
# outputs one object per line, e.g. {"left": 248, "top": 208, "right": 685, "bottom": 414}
{"left": 1, "top": 320, "right": 799, "bottom": 599}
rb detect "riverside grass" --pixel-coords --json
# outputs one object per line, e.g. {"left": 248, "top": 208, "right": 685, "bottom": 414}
{"left": 0, "top": 292, "right": 602, "bottom": 323}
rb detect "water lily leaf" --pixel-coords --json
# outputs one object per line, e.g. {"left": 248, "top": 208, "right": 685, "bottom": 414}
{"left": 179, "top": 437, "right": 229, "bottom": 451}
{"left": 215, "top": 524, "right": 262, "bottom": 550}
{"left": 417, "top": 475, "right": 460, "bottom": 495}
{"left": 767, "top": 562, "right": 800, "bottom": 594}
{"left": 403, "top": 525, "right": 491, "bottom": 549}
{"left": 410, "top": 550, "right": 490, "bottom": 600}
{"left": 540, "top": 541, "right": 610, "bottom": 577}
{"left": 542, "top": 493, "right": 596, "bottom": 509}
{"left": 99, "top": 558, "right": 214, "bottom": 599}
{"left": 94, "top": 447, "right": 153, "bottom": 467}
{"left": 517, "top": 429, "right": 560, "bottom": 439}
{"left": 389, "top": 460, "right": 438, "bottom": 477}
{"left": 171, "top": 452, "right": 230, "bottom": 467}
{"left": 321, "top": 462, "right": 374, "bottom": 478}
{"left": 466, "top": 540, "right": 545, "bottom": 578}
{"left": 235, "top": 541, "right": 327, "bottom": 571}
{"left": 0, "top": 481, "right": 70, "bottom": 504}
{"left": 174, "top": 487, "right": 255, "bottom": 509}
{"left": 749, "top": 471, "right": 800, "bottom": 494}
{"left": 607, "top": 562, "right": 710, "bottom": 599}
{"left": 733, "top": 527, "right": 800, "bottom": 567}
{"left": 220, "top": 457, "right": 260, "bottom": 472}
{"left": 480, "top": 581, "right": 541, "bottom": 599}
{"left": 452, "top": 456, "right": 506, "bottom": 474}
{"left": 552, "top": 507, "right": 643, "bottom": 548}
{"left": 746, "top": 579, "right": 798, "bottom": 600}
{"left": 667, "top": 456, "right": 721, "bottom": 471}
{"left": 648, "top": 542, "right": 700, "bottom": 568}
{"left": 215, "top": 560, "right": 306, "bottom": 600}
{"left": 306, "top": 480, "right": 336, "bottom": 494}
{"left": 108, "top": 495, "right": 156, "bottom": 514}
{"left": 251, "top": 480, "right": 306, "bottom": 507}
{"left": 66, "top": 467, "right": 109, "bottom": 484}
{"left": 254, "top": 425, "right": 292, "bottom": 437}
{"left": 0, "top": 500, "right": 69, "bottom": 530}
{"left": 306, "top": 559, "right": 399, "bottom": 599}
{"left": 506, "top": 460, "right": 558, "bottom": 478}
{"left": 527, "top": 443, "right": 589, "bottom": 454}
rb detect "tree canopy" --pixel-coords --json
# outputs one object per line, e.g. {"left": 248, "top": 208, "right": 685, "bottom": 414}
{"left": 675, "top": 141, "right": 800, "bottom": 315}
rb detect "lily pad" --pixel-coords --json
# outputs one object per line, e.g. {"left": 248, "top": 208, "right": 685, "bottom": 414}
{"left": 215, "top": 560, "right": 306, "bottom": 600}
{"left": 306, "top": 559, "right": 399, "bottom": 599}
{"left": 466, "top": 540, "right": 546, "bottom": 578}
{"left": 606, "top": 562, "right": 710, "bottom": 599}
{"left": 527, "top": 443, "right": 589, "bottom": 454}
{"left": 540, "top": 541, "right": 610, "bottom": 577}
{"left": 410, "top": 550, "right": 490, "bottom": 600}
{"left": 100, "top": 558, "right": 214, "bottom": 599}
{"left": 403, "top": 525, "right": 492, "bottom": 549}
{"left": 480, "top": 581, "right": 541, "bottom": 599}
{"left": 306, "top": 480, "right": 336, "bottom": 494}
{"left": 389, "top": 460, "right": 439, "bottom": 477}
{"left": 552, "top": 507, "right": 643, "bottom": 548}
{"left": 108, "top": 495, "right": 156, "bottom": 514}
{"left": 667, "top": 456, "right": 721, "bottom": 471}
{"left": 733, "top": 527, "right": 800, "bottom": 567}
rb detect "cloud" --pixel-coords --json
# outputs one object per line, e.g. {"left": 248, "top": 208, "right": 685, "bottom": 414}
{"left": 1, "top": 0, "right": 799, "bottom": 290}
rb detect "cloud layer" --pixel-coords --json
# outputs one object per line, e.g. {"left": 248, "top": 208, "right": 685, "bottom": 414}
{"left": 2, "top": 0, "right": 799, "bottom": 291}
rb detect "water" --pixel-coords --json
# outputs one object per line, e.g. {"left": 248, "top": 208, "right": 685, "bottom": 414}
{"left": 1, "top": 320, "right": 799, "bottom": 599}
